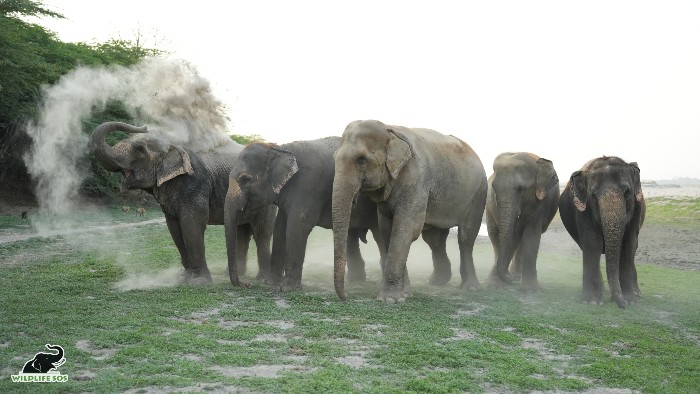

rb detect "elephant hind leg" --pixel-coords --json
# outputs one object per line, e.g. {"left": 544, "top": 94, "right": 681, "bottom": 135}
{"left": 422, "top": 227, "right": 452, "bottom": 286}
{"left": 457, "top": 222, "right": 481, "bottom": 291}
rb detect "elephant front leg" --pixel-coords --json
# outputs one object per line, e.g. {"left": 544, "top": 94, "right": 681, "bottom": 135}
{"left": 252, "top": 208, "right": 274, "bottom": 282}
{"left": 620, "top": 232, "right": 641, "bottom": 304}
{"left": 457, "top": 224, "right": 481, "bottom": 291}
{"left": 517, "top": 223, "right": 543, "bottom": 293}
{"left": 179, "top": 211, "right": 211, "bottom": 284}
{"left": 347, "top": 229, "right": 367, "bottom": 282}
{"left": 165, "top": 215, "right": 192, "bottom": 283}
{"left": 269, "top": 215, "right": 287, "bottom": 286}
{"left": 280, "top": 219, "right": 314, "bottom": 291}
{"left": 581, "top": 248, "right": 604, "bottom": 305}
{"left": 377, "top": 212, "right": 421, "bottom": 303}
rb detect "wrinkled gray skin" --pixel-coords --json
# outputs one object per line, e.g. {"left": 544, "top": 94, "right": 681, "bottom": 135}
{"left": 333, "top": 120, "right": 487, "bottom": 303}
{"left": 225, "top": 137, "right": 382, "bottom": 290}
{"left": 559, "top": 156, "right": 646, "bottom": 308}
{"left": 22, "top": 344, "right": 64, "bottom": 373}
{"left": 485, "top": 152, "right": 559, "bottom": 292}
{"left": 90, "top": 122, "right": 276, "bottom": 285}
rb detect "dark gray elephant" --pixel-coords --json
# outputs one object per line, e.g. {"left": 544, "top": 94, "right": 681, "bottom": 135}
{"left": 559, "top": 156, "right": 645, "bottom": 308}
{"left": 224, "top": 137, "right": 383, "bottom": 290}
{"left": 90, "top": 122, "right": 276, "bottom": 285}
{"left": 332, "top": 120, "right": 487, "bottom": 303}
{"left": 22, "top": 344, "right": 64, "bottom": 373}
{"left": 485, "top": 152, "right": 559, "bottom": 292}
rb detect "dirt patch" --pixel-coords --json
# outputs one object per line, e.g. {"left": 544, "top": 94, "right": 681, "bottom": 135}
{"left": 122, "top": 383, "right": 252, "bottom": 393}
{"left": 75, "top": 340, "right": 119, "bottom": 361}
{"left": 209, "top": 364, "right": 317, "bottom": 378}
{"left": 451, "top": 302, "right": 488, "bottom": 318}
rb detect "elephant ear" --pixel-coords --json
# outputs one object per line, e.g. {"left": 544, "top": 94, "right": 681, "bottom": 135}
{"left": 269, "top": 147, "right": 298, "bottom": 194}
{"left": 629, "top": 162, "right": 644, "bottom": 202}
{"left": 570, "top": 170, "right": 588, "bottom": 211}
{"left": 535, "top": 158, "right": 558, "bottom": 200}
{"left": 157, "top": 145, "right": 194, "bottom": 186}
{"left": 385, "top": 128, "right": 413, "bottom": 179}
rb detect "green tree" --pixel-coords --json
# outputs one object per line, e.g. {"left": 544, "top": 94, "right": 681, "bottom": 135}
{"left": 231, "top": 134, "right": 266, "bottom": 145}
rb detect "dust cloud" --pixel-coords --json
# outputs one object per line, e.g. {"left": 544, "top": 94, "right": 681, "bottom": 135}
{"left": 21, "top": 57, "right": 234, "bottom": 288}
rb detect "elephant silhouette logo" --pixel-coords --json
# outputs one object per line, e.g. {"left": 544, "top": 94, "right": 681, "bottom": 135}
{"left": 11, "top": 344, "right": 69, "bottom": 383}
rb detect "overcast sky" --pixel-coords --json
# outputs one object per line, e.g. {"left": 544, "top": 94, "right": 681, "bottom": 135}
{"left": 34, "top": 1, "right": 700, "bottom": 180}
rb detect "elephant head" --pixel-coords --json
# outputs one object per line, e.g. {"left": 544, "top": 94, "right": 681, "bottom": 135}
{"left": 22, "top": 344, "right": 64, "bottom": 373}
{"left": 90, "top": 121, "right": 194, "bottom": 192}
{"left": 489, "top": 152, "right": 558, "bottom": 283}
{"left": 332, "top": 120, "right": 413, "bottom": 300}
{"left": 568, "top": 156, "right": 644, "bottom": 307}
{"left": 225, "top": 143, "right": 297, "bottom": 285}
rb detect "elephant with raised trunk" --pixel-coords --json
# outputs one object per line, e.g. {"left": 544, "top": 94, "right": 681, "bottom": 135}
{"left": 22, "top": 344, "right": 64, "bottom": 373}
{"left": 90, "top": 122, "right": 276, "bottom": 285}
{"left": 559, "top": 156, "right": 645, "bottom": 308}
{"left": 332, "top": 120, "right": 487, "bottom": 303}
{"left": 485, "top": 152, "right": 559, "bottom": 292}
{"left": 225, "top": 137, "right": 382, "bottom": 290}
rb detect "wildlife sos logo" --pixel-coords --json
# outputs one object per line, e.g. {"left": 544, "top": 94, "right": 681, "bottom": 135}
{"left": 11, "top": 344, "right": 68, "bottom": 383}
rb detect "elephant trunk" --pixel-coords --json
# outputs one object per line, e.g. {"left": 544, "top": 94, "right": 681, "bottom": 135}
{"left": 332, "top": 173, "right": 361, "bottom": 301}
{"left": 495, "top": 202, "right": 518, "bottom": 284}
{"left": 45, "top": 344, "right": 64, "bottom": 363}
{"left": 599, "top": 189, "right": 627, "bottom": 308}
{"left": 90, "top": 121, "right": 147, "bottom": 171}
{"left": 224, "top": 181, "right": 245, "bottom": 286}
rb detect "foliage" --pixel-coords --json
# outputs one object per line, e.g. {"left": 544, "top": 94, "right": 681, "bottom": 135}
{"left": 0, "top": 0, "right": 161, "bottom": 197}
{"left": 231, "top": 134, "right": 266, "bottom": 145}
{"left": 0, "top": 209, "right": 698, "bottom": 393}
{"left": 645, "top": 197, "right": 700, "bottom": 226}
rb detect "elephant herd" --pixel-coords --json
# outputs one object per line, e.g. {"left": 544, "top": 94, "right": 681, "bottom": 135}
{"left": 90, "top": 120, "right": 646, "bottom": 308}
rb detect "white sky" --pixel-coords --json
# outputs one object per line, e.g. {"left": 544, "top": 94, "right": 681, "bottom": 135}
{"left": 33, "top": 0, "right": 700, "bottom": 180}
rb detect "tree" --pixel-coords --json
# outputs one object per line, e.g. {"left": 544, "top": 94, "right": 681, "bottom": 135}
{"left": 230, "top": 134, "right": 266, "bottom": 145}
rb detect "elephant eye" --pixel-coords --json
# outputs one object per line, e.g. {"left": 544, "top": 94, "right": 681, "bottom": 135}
{"left": 238, "top": 174, "right": 253, "bottom": 186}
{"left": 623, "top": 187, "right": 631, "bottom": 199}
{"left": 356, "top": 156, "right": 367, "bottom": 166}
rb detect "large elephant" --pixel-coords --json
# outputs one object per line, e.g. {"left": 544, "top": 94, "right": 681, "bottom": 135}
{"left": 224, "top": 137, "right": 381, "bottom": 290}
{"left": 22, "top": 344, "right": 64, "bottom": 373}
{"left": 90, "top": 122, "right": 276, "bottom": 285}
{"left": 559, "top": 156, "right": 645, "bottom": 308}
{"left": 332, "top": 120, "right": 488, "bottom": 303}
{"left": 485, "top": 152, "right": 559, "bottom": 292}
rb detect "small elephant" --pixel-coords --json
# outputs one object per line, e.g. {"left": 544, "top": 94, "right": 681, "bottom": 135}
{"left": 225, "top": 137, "right": 383, "bottom": 289}
{"left": 22, "top": 344, "right": 64, "bottom": 373}
{"left": 485, "top": 152, "right": 559, "bottom": 292}
{"left": 137, "top": 207, "right": 145, "bottom": 217}
{"left": 90, "top": 122, "right": 276, "bottom": 285}
{"left": 121, "top": 206, "right": 130, "bottom": 213}
{"left": 332, "top": 120, "right": 488, "bottom": 303}
{"left": 559, "top": 156, "right": 645, "bottom": 308}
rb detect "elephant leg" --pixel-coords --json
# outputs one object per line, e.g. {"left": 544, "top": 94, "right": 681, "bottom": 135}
{"left": 457, "top": 209, "right": 482, "bottom": 291}
{"left": 269, "top": 213, "right": 287, "bottom": 285}
{"left": 252, "top": 208, "right": 274, "bottom": 281}
{"left": 347, "top": 229, "right": 367, "bottom": 282}
{"left": 235, "top": 224, "right": 252, "bottom": 277}
{"left": 280, "top": 218, "right": 314, "bottom": 291}
{"left": 620, "top": 232, "right": 640, "bottom": 303}
{"left": 377, "top": 210, "right": 422, "bottom": 303}
{"left": 422, "top": 227, "right": 452, "bottom": 286}
{"left": 165, "top": 215, "right": 191, "bottom": 282}
{"left": 509, "top": 246, "right": 522, "bottom": 282}
{"left": 179, "top": 210, "right": 211, "bottom": 284}
{"left": 517, "top": 222, "right": 542, "bottom": 293}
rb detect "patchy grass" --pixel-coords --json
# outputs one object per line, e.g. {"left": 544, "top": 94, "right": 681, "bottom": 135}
{"left": 645, "top": 196, "right": 700, "bottom": 226}
{"left": 0, "top": 205, "right": 698, "bottom": 393}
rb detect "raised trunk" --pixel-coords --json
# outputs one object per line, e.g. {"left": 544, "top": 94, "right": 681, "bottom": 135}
{"left": 90, "top": 121, "right": 147, "bottom": 171}
{"left": 599, "top": 190, "right": 627, "bottom": 308}
{"left": 45, "top": 344, "right": 64, "bottom": 363}
{"left": 332, "top": 174, "right": 361, "bottom": 301}
{"left": 495, "top": 204, "right": 518, "bottom": 284}
{"left": 224, "top": 182, "right": 245, "bottom": 286}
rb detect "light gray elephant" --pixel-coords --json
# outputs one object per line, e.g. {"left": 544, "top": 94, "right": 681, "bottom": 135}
{"left": 559, "top": 156, "right": 645, "bottom": 308}
{"left": 485, "top": 152, "right": 559, "bottom": 292}
{"left": 224, "top": 137, "right": 380, "bottom": 290}
{"left": 332, "top": 120, "right": 488, "bottom": 303}
{"left": 90, "top": 122, "right": 276, "bottom": 285}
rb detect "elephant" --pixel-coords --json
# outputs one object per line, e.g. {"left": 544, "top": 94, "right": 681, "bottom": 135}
{"left": 559, "top": 156, "right": 645, "bottom": 308}
{"left": 225, "top": 137, "right": 382, "bottom": 290}
{"left": 90, "top": 121, "right": 276, "bottom": 285}
{"left": 485, "top": 152, "right": 559, "bottom": 292}
{"left": 332, "top": 119, "right": 488, "bottom": 303}
{"left": 22, "top": 344, "right": 64, "bottom": 373}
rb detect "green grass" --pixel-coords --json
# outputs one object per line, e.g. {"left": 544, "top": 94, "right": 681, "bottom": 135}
{"left": 645, "top": 196, "right": 700, "bottom": 226}
{"left": 0, "top": 203, "right": 698, "bottom": 393}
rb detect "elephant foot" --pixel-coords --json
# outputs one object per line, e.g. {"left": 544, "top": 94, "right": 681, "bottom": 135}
{"left": 179, "top": 269, "right": 212, "bottom": 285}
{"left": 376, "top": 285, "right": 410, "bottom": 304}
{"left": 279, "top": 278, "right": 303, "bottom": 292}
{"left": 519, "top": 279, "right": 541, "bottom": 293}
{"left": 187, "top": 276, "right": 212, "bottom": 286}
{"left": 460, "top": 278, "right": 481, "bottom": 291}
{"left": 486, "top": 273, "right": 508, "bottom": 289}
{"left": 581, "top": 292, "right": 604, "bottom": 306}
{"left": 509, "top": 270, "right": 522, "bottom": 282}
{"left": 428, "top": 270, "right": 452, "bottom": 286}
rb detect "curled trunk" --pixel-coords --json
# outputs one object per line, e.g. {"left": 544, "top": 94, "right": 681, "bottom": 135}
{"left": 599, "top": 190, "right": 627, "bottom": 308}
{"left": 45, "top": 344, "right": 64, "bottom": 363}
{"left": 332, "top": 175, "right": 361, "bottom": 301}
{"left": 224, "top": 182, "right": 245, "bottom": 286}
{"left": 90, "top": 121, "right": 147, "bottom": 171}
